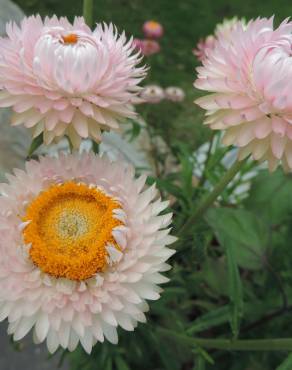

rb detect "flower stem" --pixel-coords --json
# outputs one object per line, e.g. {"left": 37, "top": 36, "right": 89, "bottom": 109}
{"left": 178, "top": 159, "right": 246, "bottom": 237}
{"left": 197, "top": 132, "right": 215, "bottom": 188}
{"left": 158, "top": 328, "right": 292, "bottom": 351}
{"left": 83, "top": 0, "right": 93, "bottom": 28}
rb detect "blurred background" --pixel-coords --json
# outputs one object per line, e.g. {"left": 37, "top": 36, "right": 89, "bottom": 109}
{"left": 1, "top": 0, "right": 292, "bottom": 369}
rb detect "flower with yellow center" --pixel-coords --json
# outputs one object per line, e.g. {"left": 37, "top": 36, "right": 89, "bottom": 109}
{"left": 0, "top": 16, "right": 146, "bottom": 147}
{"left": 23, "top": 182, "right": 123, "bottom": 281}
{"left": 0, "top": 153, "right": 175, "bottom": 354}
{"left": 143, "top": 20, "right": 164, "bottom": 39}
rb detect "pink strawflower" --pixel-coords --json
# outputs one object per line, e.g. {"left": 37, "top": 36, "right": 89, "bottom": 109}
{"left": 133, "top": 38, "right": 144, "bottom": 50}
{"left": 165, "top": 87, "right": 185, "bottom": 102}
{"left": 140, "top": 85, "right": 164, "bottom": 103}
{"left": 143, "top": 21, "right": 163, "bottom": 39}
{"left": 0, "top": 16, "right": 146, "bottom": 147}
{"left": 133, "top": 38, "right": 160, "bottom": 56}
{"left": 195, "top": 17, "right": 292, "bottom": 171}
{"left": 0, "top": 153, "right": 175, "bottom": 353}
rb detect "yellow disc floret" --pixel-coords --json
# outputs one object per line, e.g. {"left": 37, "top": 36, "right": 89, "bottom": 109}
{"left": 22, "top": 182, "right": 123, "bottom": 281}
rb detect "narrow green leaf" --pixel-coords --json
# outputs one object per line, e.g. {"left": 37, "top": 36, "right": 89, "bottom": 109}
{"left": 155, "top": 331, "right": 181, "bottom": 370}
{"left": 276, "top": 353, "right": 292, "bottom": 370}
{"left": 187, "top": 305, "right": 230, "bottom": 334}
{"left": 178, "top": 153, "right": 194, "bottom": 200}
{"left": 195, "top": 355, "right": 206, "bottom": 370}
{"left": 125, "top": 120, "right": 142, "bottom": 142}
{"left": 226, "top": 244, "right": 243, "bottom": 338}
{"left": 149, "top": 177, "right": 189, "bottom": 204}
{"left": 157, "top": 347, "right": 180, "bottom": 370}
{"left": 206, "top": 208, "right": 245, "bottom": 337}
{"left": 105, "top": 358, "right": 113, "bottom": 370}
{"left": 28, "top": 133, "right": 43, "bottom": 157}
{"left": 194, "top": 347, "right": 214, "bottom": 365}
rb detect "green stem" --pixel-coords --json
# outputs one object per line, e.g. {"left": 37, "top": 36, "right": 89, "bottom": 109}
{"left": 197, "top": 132, "right": 215, "bottom": 188}
{"left": 178, "top": 159, "right": 246, "bottom": 237}
{"left": 83, "top": 0, "right": 93, "bottom": 28}
{"left": 158, "top": 328, "right": 292, "bottom": 351}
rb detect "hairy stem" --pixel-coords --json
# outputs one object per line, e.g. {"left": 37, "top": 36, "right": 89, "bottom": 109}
{"left": 159, "top": 328, "right": 292, "bottom": 351}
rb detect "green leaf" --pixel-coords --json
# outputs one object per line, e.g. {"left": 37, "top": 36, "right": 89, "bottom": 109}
{"left": 178, "top": 152, "right": 194, "bottom": 200}
{"left": 105, "top": 358, "right": 113, "bottom": 370}
{"left": 276, "top": 353, "right": 292, "bottom": 370}
{"left": 201, "top": 257, "right": 229, "bottom": 296}
{"left": 28, "top": 133, "right": 43, "bottom": 157}
{"left": 154, "top": 329, "right": 183, "bottom": 370}
{"left": 187, "top": 305, "right": 230, "bottom": 334}
{"left": 206, "top": 208, "right": 268, "bottom": 270}
{"left": 226, "top": 243, "right": 243, "bottom": 338}
{"left": 206, "top": 208, "right": 246, "bottom": 337}
{"left": 157, "top": 346, "right": 180, "bottom": 370}
{"left": 125, "top": 120, "right": 142, "bottom": 142}
{"left": 194, "top": 347, "right": 214, "bottom": 366}
{"left": 149, "top": 176, "right": 189, "bottom": 204}
{"left": 194, "top": 355, "right": 206, "bottom": 370}
{"left": 245, "top": 169, "right": 292, "bottom": 225}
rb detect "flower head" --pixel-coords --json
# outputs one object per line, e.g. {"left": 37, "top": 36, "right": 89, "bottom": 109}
{"left": 195, "top": 17, "right": 292, "bottom": 171}
{"left": 133, "top": 38, "right": 144, "bottom": 50}
{"left": 142, "top": 21, "right": 164, "bottom": 39}
{"left": 0, "top": 16, "right": 146, "bottom": 147}
{"left": 0, "top": 153, "right": 175, "bottom": 353}
{"left": 140, "top": 85, "right": 165, "bottom": 103}
{"left": 133, "top": 38, "right": 160, "bottom": 56}
{"left": 165, "top": 87, "right": 185, "bottom": 102}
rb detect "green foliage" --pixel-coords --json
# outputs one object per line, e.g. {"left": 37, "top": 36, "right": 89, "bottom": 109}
{"left": 60, "top": 143, "right": 292, "bottom": 370}
{"left": 67, "top": 149, "right": 292, "bottom": 370}
{"left": 206, "top": 208, "right": 268, "bottom": 271}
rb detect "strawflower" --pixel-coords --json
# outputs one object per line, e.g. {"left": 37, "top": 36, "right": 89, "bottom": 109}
{"left": 140, "top": 85, "right": 165, "bottom": 103}
{"left": 0, "top": 16, "right": 146, "bottom": 147}
{"left": 142, "top": 20, "right": 164, "bottom": 39}
{"left": 0, "top": 153, "right": 175, "bottom": 353}
{"left": 165, "top": 87, "right": 185, "bottom": 102}
{"left": 133, "top": 38, "right": 160, "bottom": 56}
{"left": 195, "top": 17, "right": 292, "bottom": 171}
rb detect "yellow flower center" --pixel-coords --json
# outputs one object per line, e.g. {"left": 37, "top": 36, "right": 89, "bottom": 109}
{"left": 22, "top": 182, "right": 123, "bottom": 281}
{"left": 62, "top": 33, "right": 78, "bottom": 44}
